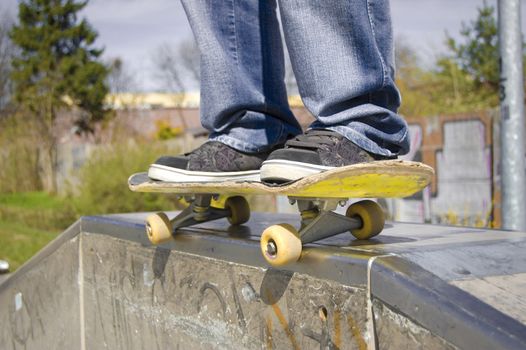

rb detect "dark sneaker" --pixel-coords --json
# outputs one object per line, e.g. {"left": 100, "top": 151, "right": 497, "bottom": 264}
{"left": 260, "top": 129, "right": 394, "bottom": 183}
{"left": 148, "top": 141, "right": 271, "bottom": 182}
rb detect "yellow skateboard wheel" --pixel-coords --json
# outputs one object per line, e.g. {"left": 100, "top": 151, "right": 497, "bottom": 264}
{"left": 145, "top": 212, "right": 173, "bottom": 244}
{"left": 346, "top": 200, "right": 385, "bottom": 240}
{"left": 261, "top": 224, "right": 302, "bottom": 267}
{"left": 225, "top": 196, "right": 250, "bottom": 225}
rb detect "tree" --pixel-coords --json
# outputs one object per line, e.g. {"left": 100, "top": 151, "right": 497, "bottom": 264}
{"left": 0, "top": 12, "right": 15, "bottom": 111}
{"left": 438, "top": 1, "right": 525, "bottom": 109}
{"left": 445, "top": 2, "right": 500, "bottom": 92}
{"left": 106, "top": 57, "right": 136, "bottom": 93}
{"left": 10, "top": 0, "right": 109, "bottom": 192}
{"left": 395, "top": 39, "right": 436, "bottom": 117}
{"left": 396, "top": 2, "right": 526, "bottom": 117}
{"left": 152, "top": 38, "right": 200, "bottom": 92}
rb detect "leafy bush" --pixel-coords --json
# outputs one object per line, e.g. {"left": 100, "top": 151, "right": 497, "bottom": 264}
{"left": 155, "top": 120, "right": 183, "bottom": 140}
{"left": 0, "top": 113, "right": 42, "bottom": 193}
{"left": 71, "top": 139, "right": 185, "bottom": 216}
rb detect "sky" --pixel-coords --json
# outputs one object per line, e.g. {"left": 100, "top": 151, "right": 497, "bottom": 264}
{"left": 2, "top": 0, "right": 526, "bottom": 91}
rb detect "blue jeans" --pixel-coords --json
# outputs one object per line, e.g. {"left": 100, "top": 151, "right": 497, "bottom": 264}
{"left": 180, "top": 0, "right": 409, "bottom": 157}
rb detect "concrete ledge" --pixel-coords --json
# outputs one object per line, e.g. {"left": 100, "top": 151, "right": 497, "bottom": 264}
{"left": 372, "top": 256, "right": 526, "bottom": 349}
{"left": 1, "top": 212, "right": 525, "bottom": 349}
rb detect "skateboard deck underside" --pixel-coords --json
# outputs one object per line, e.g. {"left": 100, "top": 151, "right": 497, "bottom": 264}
{"left": 129, "top": 160, "right": 433, "bottom": 199}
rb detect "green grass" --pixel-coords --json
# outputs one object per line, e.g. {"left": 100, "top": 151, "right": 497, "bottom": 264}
{"left": 0, "top": 191, "right": 71, "bottom": 271}
{"left": 0, "top": 191, "right": 65, "bottom": 210}
{"left": 0, "top": 191, "right": 75, "bottom": 231}
{"left": 0, "top": 219, "right": 59, "bottom": 271}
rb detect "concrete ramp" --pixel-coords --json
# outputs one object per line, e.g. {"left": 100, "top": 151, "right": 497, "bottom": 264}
{"left": 1, "top": 212, "right": 526, "bottom": 349}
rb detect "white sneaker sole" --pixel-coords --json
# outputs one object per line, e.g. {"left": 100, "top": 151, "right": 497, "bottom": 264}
{"left": 260, "top": 160, "right": 333, "bottom": 182}
{"left": 148, "top": 164, "right": 261, "bottom": 183}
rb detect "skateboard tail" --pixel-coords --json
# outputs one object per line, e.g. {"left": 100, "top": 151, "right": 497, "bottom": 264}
{"left": 287, "top": 172, "right": 431, "bottom": 198}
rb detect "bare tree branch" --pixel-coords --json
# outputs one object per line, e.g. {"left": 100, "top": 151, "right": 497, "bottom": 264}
{"left": 152, "top": 39, "right": 200, "bottom": 92}
{"left": 106, "top": 57, "right": 137, "bottom": 93}
{"left": 178, "top": 39, "right": 200, "bottom": 84}
{"left": 0, "top": 12, "right": 15, "bottom": 111}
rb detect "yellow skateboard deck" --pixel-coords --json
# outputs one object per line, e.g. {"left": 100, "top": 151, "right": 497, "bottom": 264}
{"left": 128, "top": 160, "right": 433, "bottom": 199}
{"left": 129, "top": 160, "right": 433, "bottom": 267}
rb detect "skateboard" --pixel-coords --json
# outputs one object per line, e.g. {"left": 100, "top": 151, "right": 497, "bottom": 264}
{"left": 128, "top": 160, "right": 433, "bottom": 267}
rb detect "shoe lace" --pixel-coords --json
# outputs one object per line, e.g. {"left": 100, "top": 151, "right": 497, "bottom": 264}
{"left": 286, "top": 130, "right": 342, "bottom": 150}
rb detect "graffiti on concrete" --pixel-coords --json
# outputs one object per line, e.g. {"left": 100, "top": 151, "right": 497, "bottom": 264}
{"left": 0, "top": 230, "right": 468, "bottom": 349}
{"left": 393, "top": 112, "right": 496, "bottom": 227}
{"left": 82, "top": 238, "right": 371, "bottom": 349}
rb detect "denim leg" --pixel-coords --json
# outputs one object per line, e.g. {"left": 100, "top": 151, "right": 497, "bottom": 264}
{"left": 180, "top": 0, "right": 302, "bottom": 153}
{"left": 278, "top": 0, "right": 410, "bottom": 156}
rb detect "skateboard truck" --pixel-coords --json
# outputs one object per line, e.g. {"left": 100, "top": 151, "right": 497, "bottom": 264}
{"left": 145, "top": 195, "right": 250, "bottom": 245}
{"left": 146, "top": 195, "right": 384, "bottom": 267}
{"left": 145, "top": 194, "right": 383, "bottom": 267}
{"left": 261, "top": 199, "right": 384, "bottom": 267}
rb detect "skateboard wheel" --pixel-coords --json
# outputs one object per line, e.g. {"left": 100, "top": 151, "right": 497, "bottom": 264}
{"left": 225, "top": 196, "right": 250, "bottom": 225}
{"left": 261, "top": 224, "right": 302, "bottom": 267}
{"left": 346, "top": 200, "right": 385, "bottom": 240}
{"left": 145, "top": 212, "right": 173, "bottom": 244}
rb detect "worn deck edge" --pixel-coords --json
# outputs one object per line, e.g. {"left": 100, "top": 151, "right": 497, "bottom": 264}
{"left": 128, "top": 160, "right": 434, "bottom": 197}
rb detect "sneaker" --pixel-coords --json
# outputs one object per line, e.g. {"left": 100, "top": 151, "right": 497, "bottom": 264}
{"left": 260, "top": 129, "right": 394, "bottom": 183}
{"left": 148, "top": 141, "right": 271, "bottom": 182}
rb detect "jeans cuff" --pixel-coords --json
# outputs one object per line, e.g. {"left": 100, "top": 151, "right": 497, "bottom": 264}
{"left": 209, "top": 126, "right": 290, "bottom": 153}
